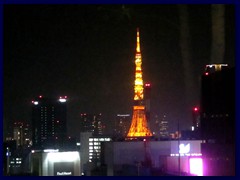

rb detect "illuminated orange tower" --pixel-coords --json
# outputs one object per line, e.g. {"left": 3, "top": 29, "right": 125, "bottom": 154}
{"left": 126, "top": 28, "right": 152, "bottom": 138}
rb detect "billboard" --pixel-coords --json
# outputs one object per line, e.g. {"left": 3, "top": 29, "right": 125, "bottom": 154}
{"left": 54, "top": 162, "right": 74, "bottom": 176}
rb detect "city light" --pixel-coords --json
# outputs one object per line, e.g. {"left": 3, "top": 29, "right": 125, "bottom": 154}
{"left": 189, "top": 158, "right": 203, "bottom": 176}
{"left": 46, "top": 151, "right": 80, "bottom": 162}
{"left": 33, "top": 101, "right": 38, "bottom": 105}
{"left": 193, "top": 107, "right": 198, "bottom": 112}
{"left": 59, "top": 98, "right": 67, "bottom": 103}
{"left": 43, "top": 149, "right": 59, "bottom": 153}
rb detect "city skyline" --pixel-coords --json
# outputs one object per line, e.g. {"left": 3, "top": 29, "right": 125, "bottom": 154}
{"left": 4, "top": 4, "right": 235, "bottom": 138}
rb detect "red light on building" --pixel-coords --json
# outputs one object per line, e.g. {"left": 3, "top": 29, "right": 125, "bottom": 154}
{"left": 39, "top": 95, "right": 42, "bottom": 98}
{"left": 205, "top": 72, "right": 209, "bottom": 76}
{"left": 145, "top": 83, "right": 151, "bottom": 87}
{"left": 194, "top": 107, "right": 199, "bottom": 112}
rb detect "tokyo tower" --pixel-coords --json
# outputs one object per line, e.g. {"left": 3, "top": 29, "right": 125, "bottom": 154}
{"left": 126, "top": 28, "right": 152, "bottom": 138}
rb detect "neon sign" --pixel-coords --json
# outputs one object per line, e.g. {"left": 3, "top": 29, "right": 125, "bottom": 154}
{"left": 179, "top": 143, "right": 190, "bottom": 154}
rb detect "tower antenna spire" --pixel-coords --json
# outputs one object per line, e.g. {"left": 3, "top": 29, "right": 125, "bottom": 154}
{"left": 136, "top": 27, "right": 141, "bottom": 53}
{"left": 126, "top": 28, "right": 152, "bottom": 138}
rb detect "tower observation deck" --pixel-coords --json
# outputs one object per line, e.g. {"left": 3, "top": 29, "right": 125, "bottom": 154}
{"left": 126, "top": 28, "right": 152, "bottom": 138}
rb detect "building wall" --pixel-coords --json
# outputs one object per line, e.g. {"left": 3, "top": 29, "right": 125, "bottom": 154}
{"left": 31, "top": 151, "right": 81, "bottom": 176}
{"left": 80, "top": 132, "right": 92, "bottom": 174}
{"left": 103, "top": 140, "right": 202, "bottom": 176}
{"left": 31, "top": 96, "right": 67, "bottom": 149}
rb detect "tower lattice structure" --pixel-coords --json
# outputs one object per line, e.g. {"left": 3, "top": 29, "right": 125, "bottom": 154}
{"left": 126, "top": 28, "right": 152, "bottom": 138}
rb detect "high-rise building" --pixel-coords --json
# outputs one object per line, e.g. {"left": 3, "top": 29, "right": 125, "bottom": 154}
{"left": 126, "top": 28, "right": 152, "bottom": 138}
{"left": 144, "top": 83, "right": 151, "bottom": 121}
{"left": 80, "top": 113, "right": 104, "bottom": 135}
{"left": 13, "top": 122, "right": 24, "bottom": 147}
{"left": 114, "top": 114, "right": 131, "bottom": 138}
{"left": 200, "top": 64, "right": 235, "bottom": 143}
{"left": 31, "top": 96, "right": 67, "bottom": 149}
{"left": 159, "top": 115, "right": 169, "bottom": 140}
{"left": 13, "top": 122, "right": 31, "bottom": 147}
{"left": 200, "top": 64, "right": 235, "bottom": 176}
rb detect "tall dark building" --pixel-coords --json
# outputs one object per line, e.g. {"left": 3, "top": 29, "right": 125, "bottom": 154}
{"left": 144, "top": 83, "right": 151, "bottom": 121}
{"left": 200, "top": 64, "right": 235, "bottom": 176}
{"left": 201, "top": 65, "right": 235, "bottom": 143}
{"left": 114, "top": 114, "right": 131, "bottom": 138}
{"left": 31, "top": 96, "right": 67, "bottom": 149}
{"left": 13, "top": 121, "right": 31, "bottom": 147}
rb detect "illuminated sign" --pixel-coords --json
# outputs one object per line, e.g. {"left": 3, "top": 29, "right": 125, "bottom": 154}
{"left": 170, "top": 153, "right": 202, "bottom": 157}
{"left": 54, "top": 162, "right": 74, "bottom": 176}
{"left": 170, "top": 142, "right": 202, "bottom": 157}
{"left": 179, "top": 143, "right": 190, "bottom": 154}
{"left": 117, "top": 114, "right": 130, "bottom": 117}
{"left": 57, "top": 172, "right": 72, "bottom": 176}
{"left": 43, "top": 149, "right": 59, "bottom": 153}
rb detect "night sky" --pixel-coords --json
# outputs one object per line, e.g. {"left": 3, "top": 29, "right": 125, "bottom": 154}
{"left": 4, "top": 4, "right": 235, "bottom": 138}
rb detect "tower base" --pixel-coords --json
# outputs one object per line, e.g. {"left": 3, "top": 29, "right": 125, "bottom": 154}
{"left": 126, "top": 106, "right": 152, "bottom": 138}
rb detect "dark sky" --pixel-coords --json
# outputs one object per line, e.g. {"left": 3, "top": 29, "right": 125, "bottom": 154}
{"left": 4, "top": 4, "right": 235, "bottom": 138}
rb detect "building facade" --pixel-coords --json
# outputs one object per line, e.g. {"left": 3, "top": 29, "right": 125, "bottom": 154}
{"left": 103, "top": 140, "right": 202, "bottom": 176}
{"left": 114, "top": 114, "right": 131, "bottom": 138}
{"left": 80, "top": 113, "right": 104, "bottom": 135}
{"left": 200, "top": 64, "right": 235, "bottom": 176}
{"left": 31, "top": 96, "right": 67, "bottom": 150}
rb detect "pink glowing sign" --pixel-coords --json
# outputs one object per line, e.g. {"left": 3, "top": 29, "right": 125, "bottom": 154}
{"left": 189, "top": 158, "right": 203, "bottom": 176}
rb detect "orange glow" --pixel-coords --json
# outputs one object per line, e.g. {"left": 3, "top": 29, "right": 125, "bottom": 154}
{"left": 127, "top": 105, "right": 153, "bottom": 137}
{"left": 134, "top": 28, "right": 144, "bottom": 101}
{"left": 127, "top": 28, "right": 152, "bottom": 138}
{"left": 133, "top": 106, "right": 145, "bottom": 110}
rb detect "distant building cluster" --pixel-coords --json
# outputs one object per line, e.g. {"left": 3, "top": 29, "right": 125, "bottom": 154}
{"left": 3, "top": 28, "right": 235, "bottom": 177}
{"left": 79, "top": 113, "right": 105, "bottom": 136}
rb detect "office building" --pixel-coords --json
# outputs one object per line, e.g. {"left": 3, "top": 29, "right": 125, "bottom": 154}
{"left": 31, "top": 96, "right": 67, "bottom": 150}
{"left": 80, "top": 113, "right": 104, "bottom": 135}
{"left": 200, "top": 64, "right": 235, "bottom": 175}
{"left": 114, "top": 114, "right": 131, "bottom": 138}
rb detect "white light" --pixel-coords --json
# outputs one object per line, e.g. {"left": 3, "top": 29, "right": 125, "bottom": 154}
{"left": 43, "top": 149, "right": 59, "bottom": 153}
{"left": 34, "top": 101, "right": 38, "bottom": 105}
{"left": 179, "top": 143, "right": 190, "bottom": 154}
{"left": 59, "top": 98, "right": 66, "bottom": 103}
{"left": 189, "top": 158, "right": 203, "bottom": 176}
{"left": 170, "top": 153, "right": 202, "bottom": 157}
{"left": 47, "top": 151, "right": 80, "bottom": 162}
{"left": 192, "top": 126, "right": 195, "bottom": 131}
{"left": 117, "top": 114, "right": 130, "bottom": 117}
